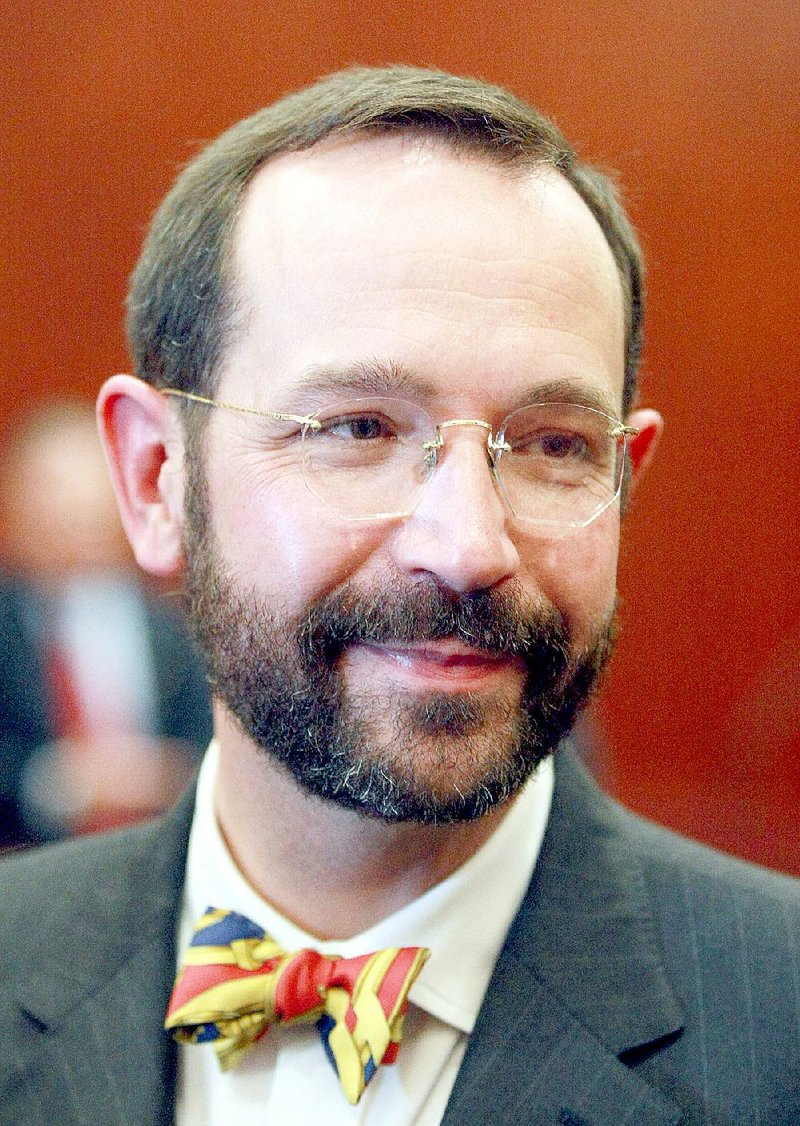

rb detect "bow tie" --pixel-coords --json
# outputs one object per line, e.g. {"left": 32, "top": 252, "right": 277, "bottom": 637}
{"left": 165, "top": 907, "right": 430, "bottom": 1105}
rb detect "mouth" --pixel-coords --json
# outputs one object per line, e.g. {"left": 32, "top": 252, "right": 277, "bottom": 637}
{"left": 344, "top": 639, "right": 525, "bottom": 691}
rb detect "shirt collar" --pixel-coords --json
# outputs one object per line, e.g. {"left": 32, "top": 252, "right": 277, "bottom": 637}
{"left": 183, "top": 741, "right": 553, "bottom": 1035}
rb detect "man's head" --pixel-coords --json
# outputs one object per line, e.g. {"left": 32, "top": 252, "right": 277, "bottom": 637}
{"left": 127, "top": 65, "right": 644, "bottom": 417}
{"left": 99, "top": 67, "right": 662, "bottom": 824}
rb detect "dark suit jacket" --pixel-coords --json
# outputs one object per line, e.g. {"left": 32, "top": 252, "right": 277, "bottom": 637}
{"left": 0, "top": 578, "right": 212, "bottom": 846}
{"left": 1, "top": 751, "right": 798, "bottom": 1125}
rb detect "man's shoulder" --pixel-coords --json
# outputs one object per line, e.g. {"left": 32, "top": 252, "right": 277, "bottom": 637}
{"left": 0, "top": 798, "right": 190, "bottom": 1126}
{"left": 0, "top": 788, "right": 195, "bottom": 966}
{"left": 1, "top": 814, "right": 162, "bottom": 902}
{"left": 574, "top": 761, "right": 800, "bottom": 1010}
{"left": 608, "top": 782, "right": 800, "bottom": 908}
{"left": 539, "top": 748, "right": 800, "bottom": 997}
{"left": 556, "top": 749, "right": 800, "bottom": 907}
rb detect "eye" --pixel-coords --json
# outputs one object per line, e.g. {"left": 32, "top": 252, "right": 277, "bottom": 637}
{"left": 318, "top": 413, "right": 397, "bottom": 442}
{"left": 535, "top": 431, "right": 590, "bottom": 460}
{"left": 500, "top": 403, "right": 612, "bottom": 471}
{"left": 507, "top": 426, "right": 592, "bottom": 461}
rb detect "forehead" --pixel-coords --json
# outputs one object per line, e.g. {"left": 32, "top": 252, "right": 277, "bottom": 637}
{"left": 224, "top": 134, "right": 626, "bottom": 411}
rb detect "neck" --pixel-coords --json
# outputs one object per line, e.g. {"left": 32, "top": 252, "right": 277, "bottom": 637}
{"left": 212, "top": 710, "right": 515, "bottom": 940}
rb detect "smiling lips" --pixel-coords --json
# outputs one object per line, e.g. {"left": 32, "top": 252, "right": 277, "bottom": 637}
{"left": 353, "top": 639, "right": 524, "bottom": 689}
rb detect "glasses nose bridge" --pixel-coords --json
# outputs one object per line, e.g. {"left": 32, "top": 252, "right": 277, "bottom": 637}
{"left": 424, "top": 417, "right": 497, "bottom": 466}
{"left": 437, "top": 417, "right": 493, "bottom": 441}
{"left": 416, "top": 416, "right": 513, "bottom": 534}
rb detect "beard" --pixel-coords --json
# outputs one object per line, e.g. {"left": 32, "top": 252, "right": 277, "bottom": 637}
{"left": 183, "top": 463, "right": 617, "bottom": 825}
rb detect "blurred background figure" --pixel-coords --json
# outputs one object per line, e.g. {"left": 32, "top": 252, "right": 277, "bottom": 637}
{"left": 0, "top": 400, "right": 211, "bottom": 849}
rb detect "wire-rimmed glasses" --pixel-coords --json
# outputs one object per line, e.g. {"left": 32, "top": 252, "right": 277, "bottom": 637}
{"left": 163, "top": 388, "right": 637, "bottom": 529}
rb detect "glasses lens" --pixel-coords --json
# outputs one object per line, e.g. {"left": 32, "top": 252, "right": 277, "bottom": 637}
{"left": 301, "top": 397, "right": 436, "bottom": 519}
{"left": 494, "top": 403, "right": 625, "bottom": 527}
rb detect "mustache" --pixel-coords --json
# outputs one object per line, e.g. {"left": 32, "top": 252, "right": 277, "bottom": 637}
{"left": 298, "top": 581, "right": 572, "bottom": 670}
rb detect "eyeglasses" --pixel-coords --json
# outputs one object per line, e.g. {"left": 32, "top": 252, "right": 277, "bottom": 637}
{"left": 163, "top": 389, "right": 638, "bottom": 529}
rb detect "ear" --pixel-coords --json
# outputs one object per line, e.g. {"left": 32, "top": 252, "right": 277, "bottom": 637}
{"left": 96, "top": 375, "right": 186, "bottom": 578}
{"left": 624, "top": 407, "right": 663, "bottom": 492}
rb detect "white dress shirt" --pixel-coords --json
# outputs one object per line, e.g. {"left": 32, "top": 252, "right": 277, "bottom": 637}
{"left": 175, "top": 742, "right": 553, "bottom": 1125}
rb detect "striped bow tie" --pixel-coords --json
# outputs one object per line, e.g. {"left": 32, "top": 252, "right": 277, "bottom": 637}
{"left": 165, "top": 907, "right": 430, "bottom": 1105}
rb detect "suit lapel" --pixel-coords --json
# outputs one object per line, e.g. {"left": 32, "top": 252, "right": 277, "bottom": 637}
{"left": 0, "top": 789, "right": 195, "bottom": 1125}
{"left": 443, "top": 751, "right": 686, "bottom": 1126}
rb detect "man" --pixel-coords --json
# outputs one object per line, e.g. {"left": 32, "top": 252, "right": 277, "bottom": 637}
{"left": 0, "top": 66, "right": 797, "bottom": 1125}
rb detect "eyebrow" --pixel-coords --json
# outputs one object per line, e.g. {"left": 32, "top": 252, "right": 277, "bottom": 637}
{"left": 506, "top": 379, "right": 620, "bottom": 417}
{"left": 288, "top": 360, "right": 438, "bottom": 405}
{"left": 285, "top": 362, "right": 620, "bottom": 418}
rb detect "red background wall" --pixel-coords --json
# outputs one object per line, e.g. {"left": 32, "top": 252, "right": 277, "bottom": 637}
{"left": 2, "top": 1, "right": 798, "bottom": 870}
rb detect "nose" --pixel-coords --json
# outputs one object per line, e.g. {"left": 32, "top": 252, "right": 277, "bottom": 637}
{"left": 390, "top": 427, "right": 521, "bottom": 593}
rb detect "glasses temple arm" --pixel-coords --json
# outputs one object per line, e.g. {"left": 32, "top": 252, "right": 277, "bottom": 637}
{"left": 160, "top": 388, "right": 319, "bottom": 428}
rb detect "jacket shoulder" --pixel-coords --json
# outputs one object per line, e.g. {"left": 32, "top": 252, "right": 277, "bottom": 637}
{"left": 608, "top": 789, "right": 800, "bottom": 909}
{"left": 0, "top": 789, "right": 195, "bottom": 977}
{"left": 528, "top": 753, "right": 800, "bottom": 1122}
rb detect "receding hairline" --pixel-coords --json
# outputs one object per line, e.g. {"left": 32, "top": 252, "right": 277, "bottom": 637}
{"left": 227, "top": 128, "right": 627, "bottom": 357}
{"left": 226, "top": 123, "right": 579, "bottom": 272}
{"left": 127, "top": 65, "right": 643, "bottom": 419}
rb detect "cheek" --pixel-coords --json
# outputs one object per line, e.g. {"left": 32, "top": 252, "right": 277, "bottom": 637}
{"left": 522, "top": 516, "right": 620, "bottom": 641}
{"left": 207, "top": 455, "right": 389, "bottom": 604}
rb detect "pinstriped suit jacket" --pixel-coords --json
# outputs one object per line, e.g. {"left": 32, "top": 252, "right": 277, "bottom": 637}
{"left": 1, "top": 751, "right": 798, "bottom": 1125}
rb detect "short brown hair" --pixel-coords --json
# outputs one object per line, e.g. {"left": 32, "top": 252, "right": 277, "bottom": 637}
{"left": 128, "top": 65, "right": 644, "bottom": 416}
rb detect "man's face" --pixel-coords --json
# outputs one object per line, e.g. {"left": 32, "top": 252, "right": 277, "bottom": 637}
{"left": 184, "top": 135, "right": 628, "bottom": 822}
